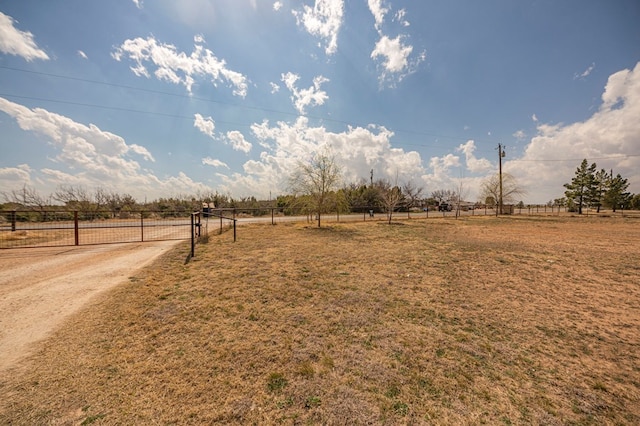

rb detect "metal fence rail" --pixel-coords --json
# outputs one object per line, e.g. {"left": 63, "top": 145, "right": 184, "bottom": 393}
{"left": 3, "top": 205, "right": 637, "bottom": 250}
{"left": 0, "top": 210, "right": 193, "bottom": 249}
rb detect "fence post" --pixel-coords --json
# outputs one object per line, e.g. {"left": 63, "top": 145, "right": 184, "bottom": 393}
{"left": 271, "top": 208, "right": 275, "bottom": 225}
{"left": 11, "top": 210, "right": 16, "bottom": 231}
{"left": 190, "top": 213, "right": 195, "bottom": 257}
{"left": 140, "top": 211, "right": 144, "bottom": 242}
{"left": 233, "top": 220, "right": 237, "bottom": 242}
{"left": 74, "top": 211, "right": 79, "bottom": 246}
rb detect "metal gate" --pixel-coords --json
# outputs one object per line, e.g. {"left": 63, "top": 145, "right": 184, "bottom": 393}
{"left": 0, "top": 210, "right": 193, "bottom": 249}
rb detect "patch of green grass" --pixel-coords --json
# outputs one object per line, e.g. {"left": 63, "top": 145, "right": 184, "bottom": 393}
{"left": 392, "top": 401, "right": 409, "bottom": 416}
{"left": 81, "top": 414, "right": 106, "bottom": 425}
{"left": 304, "top": 396, "right": 321, "bottom": 409}
{"left": 385, "top": 385, "right": 401, "bottom": 399}
{"left": 267, "top": 373, "right": 288, "bottom": 393}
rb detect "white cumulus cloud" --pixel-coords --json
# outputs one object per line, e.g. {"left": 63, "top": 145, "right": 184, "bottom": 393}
{"left": 226, "top": 130, "right": 252, "bottom": 153}
{"left": 112, "top": 36, "right": 249, "bottom": 97}
{"left": 202, "top": 157, "right": 229, "bottom": 168}
{"left": 293, "top": 0, "right": 344, "bottom": 56}
{"left": 0, "top": 164, "right": 32, "bottom": 189}
{"left": 371, "top": 35, "right": 425, "bottom": 86}
{"left": 0, "top": 97, "right": 213, "bottom": 200}
{"left": 367, "top": 0, "right": 426, "bottom": 88}
{"left": 511, "top": 62, "right": 640, "bottom": 202}
{"left": 215, "top": 117, "right": 427, "bottom": 198}
{"left": 0, "top": 12, "right": 49, "bottom": 61}
{"left": 281, "top": 72, "right": 330, "bottom": 115}
{"left": 193, "top": 113, "right": 215, "bottom": 138}
{"left": 456, "top": 140, "right": 493, "bottom": 173}
{"left": 513, "top": 130, "right": 526, "bottom": 140}
{"left": 367, "top": 0, "right": 389, "bottom": 31}
{"left": 394, "top": 9, "right": 410, "bottom": 27}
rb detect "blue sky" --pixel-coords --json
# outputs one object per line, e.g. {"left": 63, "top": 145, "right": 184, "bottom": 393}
{"left": 1, "top": 0, "right": 639, "bottom": 203}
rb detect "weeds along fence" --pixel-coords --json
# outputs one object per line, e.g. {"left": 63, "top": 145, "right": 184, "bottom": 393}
{"left": 0, "top": 210, "right": 195, "bottom": 249}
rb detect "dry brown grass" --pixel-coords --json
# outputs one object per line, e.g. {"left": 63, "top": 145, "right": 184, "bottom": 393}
{"left": 1, "top": 216, "right": 639, "bottom": 425}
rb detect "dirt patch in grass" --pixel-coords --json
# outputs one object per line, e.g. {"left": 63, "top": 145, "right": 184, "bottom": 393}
{"left": 1, "top": 216, "right": 639, "bottom": 424}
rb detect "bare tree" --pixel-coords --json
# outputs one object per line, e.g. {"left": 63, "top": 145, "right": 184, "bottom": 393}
{"left": 54, "top": 185, "right": 88, "bottom": 209}
{"left": 453, "top": 179, "right": 469, "bottom": 219}
{"left": 53, "top": 185, "right": 102, "bottom": 218}
{"left": 2, "top": 185, "right": 48, "bottom": 210}
{"left": 402, "top": 181, "right": 424, "bottom": 211}
{"left": 379, "top": 178, "right": 405, "bottom": 224}
{"left": 430, "top": 189, "right": 459, "bottom": 212}
{"left": 480, "top": 173, "right": 526, "bottom": 215}
{"left": 431, "top": 189, "right": 456, "bottom": 206}
{"left": 288, "top": 147, "right": 342, "bottom": 227}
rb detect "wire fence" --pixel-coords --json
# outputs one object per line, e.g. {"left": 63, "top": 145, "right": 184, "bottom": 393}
{"left": 3, "top": 205, "right": 637, "bottom": 250}
{"left": 0, "top": 210, "right": 193, "bottom": 249}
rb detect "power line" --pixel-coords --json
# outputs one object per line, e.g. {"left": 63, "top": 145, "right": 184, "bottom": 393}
{"left": 3, "top": 92, "right": 637, "bottom": 164}
{"left": 2, "top": 67, "right": 639, "bottom": 162}
{"left": 0, "top": 65, "right": 488, "bottom": 148}
{"left": 0, "top": 93, "right": 252, "bottom": 128}
{"left": 508, "top": 154, "right": 640, "bottom": 163}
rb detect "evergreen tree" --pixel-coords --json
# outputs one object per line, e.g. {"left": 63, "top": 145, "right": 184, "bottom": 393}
{"left": 564, "top": 159, "right": 596, "bottom": 214}
{"left": 591, "top": 169, "right": 611, "bottom": 213}
{"left": 603, "top": 174, "right": 631, "bottom": 212}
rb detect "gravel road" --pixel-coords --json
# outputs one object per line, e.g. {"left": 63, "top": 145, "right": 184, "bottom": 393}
{"left": 0, "top": 240, "right": 181, "bottom": 373}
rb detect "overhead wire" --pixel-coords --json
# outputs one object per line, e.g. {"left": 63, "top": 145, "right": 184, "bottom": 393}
{"left": 0, "top": 65, "right": 485, "bottom": 149}
{"left": 1, "top": 66, "right": 637, "bottom": 163}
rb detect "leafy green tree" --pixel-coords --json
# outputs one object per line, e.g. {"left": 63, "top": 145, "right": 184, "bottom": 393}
{"left": 630, "top": 194, "right": 640, "bottom": 210}
{"left": 342, "top": 182, "right": 382, "bottom": 212}
{"left": 603, "top": 174, "right": 631, "bottom": 212}
{"left": 563, "top": 159, "right": 596, "bottom": 214}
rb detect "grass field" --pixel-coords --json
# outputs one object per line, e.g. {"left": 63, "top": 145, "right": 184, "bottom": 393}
{"left": 1, "top": 216, "right": 639, "bottom": 425}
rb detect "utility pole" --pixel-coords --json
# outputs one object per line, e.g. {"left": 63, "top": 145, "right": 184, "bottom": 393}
{"left": 370, "top": 169, "right": 374, "bottom": 187}
{"left": 498, "top": 144, "right": 505, "bottom": 215}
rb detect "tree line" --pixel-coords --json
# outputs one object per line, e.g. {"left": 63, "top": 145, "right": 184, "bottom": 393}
{"left": 3, "top": 154, "right": 638, "bottom": 224}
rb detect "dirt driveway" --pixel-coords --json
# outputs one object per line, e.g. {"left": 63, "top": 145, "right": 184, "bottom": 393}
{"left": 0, "top": 240, "right": 183, "bottom": 373}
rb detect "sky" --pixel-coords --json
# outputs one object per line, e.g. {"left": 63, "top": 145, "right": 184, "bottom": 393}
{"left": 1, "top": 0, "right": 639, "bottom": 204}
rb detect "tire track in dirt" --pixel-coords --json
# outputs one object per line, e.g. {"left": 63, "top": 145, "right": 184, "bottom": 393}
{"left": 0, "top": 241, "right": 182, "bottom": 373}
